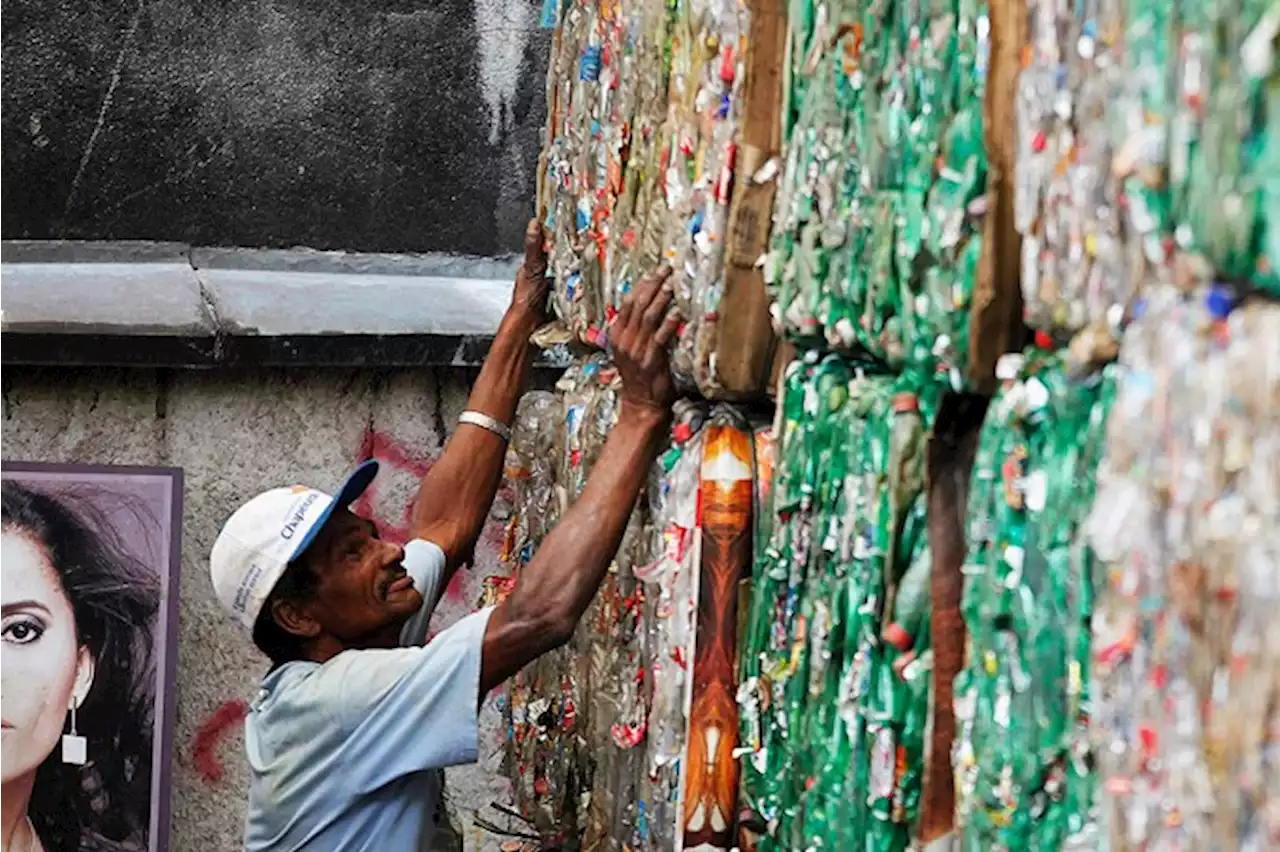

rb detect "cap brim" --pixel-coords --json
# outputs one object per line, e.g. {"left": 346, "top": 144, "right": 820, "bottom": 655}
{"left": 287, "top": 459, "right": 380, "bottom": 562}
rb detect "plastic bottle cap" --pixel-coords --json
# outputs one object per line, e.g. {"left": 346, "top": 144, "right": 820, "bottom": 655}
{"left": 1033, "top": 330, "right": 1055, "bottom": 350}
{"left": 673, "top": 422, "right": 694, "bottom": 443}
{"left": 892, "top": 393, "right": 919, "bottom": 413}
{"left": 995, "top": 353, "right": 1025, "bottom": 381}
{"left": 1205, "top": 284, "right": 1234, "bottom": 320}
{"left": 883, "top": 622, "right": 914, "bottom": 652}
{"left": 719, "top": 45, "right": 736, "bottom": 83}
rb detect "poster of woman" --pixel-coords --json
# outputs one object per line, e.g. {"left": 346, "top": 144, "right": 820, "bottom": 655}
{"left": 1, "top": 462, "right": 182, "bottom": 852}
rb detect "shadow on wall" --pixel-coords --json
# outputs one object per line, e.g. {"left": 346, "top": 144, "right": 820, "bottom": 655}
{"left": 1, "top": 0, "right": 551, "bottom": 256}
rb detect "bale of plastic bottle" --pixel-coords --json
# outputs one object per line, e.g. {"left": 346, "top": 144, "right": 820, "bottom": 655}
{"left": 737, "top": 352, "right": 936, "bottom": 852}
{"left": 1087, "top": 283, "right": 1280, "bottom": 851}
{"left": 953, "top": 349, "right": 1113, "bottom": 851}
{"left": 536, "top": 0, "right": 759, "bottom": 397}
{"left": 763, "top": 0, "right": 988, "bottom": 386}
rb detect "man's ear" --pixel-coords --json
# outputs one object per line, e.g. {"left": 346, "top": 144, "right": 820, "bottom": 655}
{"left": 272, "top": 597, "right": 322, "bottom": 639}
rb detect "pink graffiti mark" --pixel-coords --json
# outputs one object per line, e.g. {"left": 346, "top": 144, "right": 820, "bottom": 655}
{"left": 353, "top": 428, "right": 437, "bottom": 545}
{"left": 192, "top": 699, "right": 250, "bottom": 783}
{"left": 353, "top": 428, "right": 512, "bottom": 605}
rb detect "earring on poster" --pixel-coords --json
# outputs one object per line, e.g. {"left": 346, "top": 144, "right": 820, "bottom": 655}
{"left": 62, "top": 697, "right": 87, "bottom": 766}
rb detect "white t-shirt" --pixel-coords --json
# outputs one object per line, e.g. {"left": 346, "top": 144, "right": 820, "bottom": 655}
{"left": 242, "top": 540, "right": 492, "bottom": 851}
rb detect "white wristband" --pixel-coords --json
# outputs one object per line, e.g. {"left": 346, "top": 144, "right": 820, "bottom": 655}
{"left": 458, "top": 410, "right": 512, "bottom": 443}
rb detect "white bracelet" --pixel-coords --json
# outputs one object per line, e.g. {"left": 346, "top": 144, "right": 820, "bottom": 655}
{"left": 458, "top": 410, "right": 512, "bottom": 443}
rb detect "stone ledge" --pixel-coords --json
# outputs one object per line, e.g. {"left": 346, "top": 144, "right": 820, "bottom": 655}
{"left": 1, "top": 241, "right": 572, "bottom": 368}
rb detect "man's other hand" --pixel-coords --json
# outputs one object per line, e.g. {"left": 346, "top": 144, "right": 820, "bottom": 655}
{"left": 511, "top": 218, "right": 550, "bottom": 320}
{"left": 612, "top": 264, "right": 682, "bottom": 417}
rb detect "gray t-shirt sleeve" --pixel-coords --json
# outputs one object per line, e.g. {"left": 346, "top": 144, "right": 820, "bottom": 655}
{"left": 328, "top": 606, "right": 495, "bottom": 794}
{"left": 398, "top": 539, "right": 449, "bottom": 647}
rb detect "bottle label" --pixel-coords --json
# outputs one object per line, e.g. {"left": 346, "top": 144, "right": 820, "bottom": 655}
{"left": 870, "top": 727, "right": 896, "bottom": 800}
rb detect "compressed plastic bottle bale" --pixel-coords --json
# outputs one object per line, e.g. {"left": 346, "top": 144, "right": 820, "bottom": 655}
{"left": 541, "top": 0, "right": 635, "bottom": 345}
{"left": 1095, "top": 1, "right": 1280, "bottom": 301}
{"left": 1171, "top": 2, "right": 1280, "bottom": 298}
{"left": 635, "top": 400, "right": 710, "bottom": 850}
{"left": 581, "top": 489, "right": 653, "bottom": 852}
{"left": 1087, "top": 283, "right": 1280, "bottom": 852}
{"left": 536, "top": 0, "right": 767, "bottom": 398}
{"left": 1014, "top": 0, "right": 1134, "bottom": 340}
{"left": 764, "top": 0, "right": 989, "bottom": 386}
{"left": 500, "top": 363, "right": 770, "bottom": 850}
{"left": 499, "top": 355, "right": 633, "bottom": 845}
{"left": 953, "top": 349, "right": 1113, "bottom": 852}
{"left": 659, "top": 0, "right": 751, "bottom": 395}
{"left": 736, "top": 353, "right": 936, "bottom": 852}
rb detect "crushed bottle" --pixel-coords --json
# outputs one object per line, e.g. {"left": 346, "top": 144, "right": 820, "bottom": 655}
{"left": 537, "top": 0, "right": 765, "bottom": 397}
{"left": 499, "top": 358, "right": 771, "bottom": 849}
{"left": 1087, "top": 283, "right": 1280, "bottom": 852}
{"left": 764, "top": 0, "right": 989, "bottom": 387}
{"left": 953, "top": 348, "right": 1114, "bottom": 851}
{"left": 736, "top": 353, "right": 936, "bottom": 851}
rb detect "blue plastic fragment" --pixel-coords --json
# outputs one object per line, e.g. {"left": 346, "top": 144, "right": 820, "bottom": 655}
{"left": 539, "top": 0, "right": 560, "bottom": 29}
{"left": 580, "top": 46, "right": 602, "bottom": 82}
{"left": 1205, "top": 283, "right": 1235, "bottom": 320}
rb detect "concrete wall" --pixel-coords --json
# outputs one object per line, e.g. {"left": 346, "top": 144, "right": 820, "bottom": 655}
{"left": 1, "top": 365, "right": 538, "bottom": 850}
{"left": 2, "top": 0, "right": 549, "bottom": 256}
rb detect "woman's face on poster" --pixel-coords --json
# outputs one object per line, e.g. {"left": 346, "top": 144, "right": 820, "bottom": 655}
{"left": 1, "top": 528, "right": 94, "bottom": 785}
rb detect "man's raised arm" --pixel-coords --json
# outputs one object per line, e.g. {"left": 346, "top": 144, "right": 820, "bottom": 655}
{"left": 479, "top": 265, "right": 681, "bottom": 695}
{"left": 408, "top": 219, "right": 549, "bottom": 574}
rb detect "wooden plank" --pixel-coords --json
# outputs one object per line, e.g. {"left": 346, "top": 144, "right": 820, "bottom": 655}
{"left": 712, "top": 0, "right": 786, "bottom": 397}
{"left": 919, "top": 393, "right": 989, "bottom": 843}
{"left": 967, "top": 0, "right": 1028, "bottom": 395}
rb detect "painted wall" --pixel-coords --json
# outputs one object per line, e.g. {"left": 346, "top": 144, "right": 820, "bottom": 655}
{"left": 1, "top": 0, "right": 549, "bottom": 256}
{"left": 1, "top": 366, "right": 545, "bottom": 850}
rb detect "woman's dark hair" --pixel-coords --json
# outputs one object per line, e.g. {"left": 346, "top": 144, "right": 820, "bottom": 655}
{"left": 2, "top": 480, "right": 162, "bottom": 852}
{"left": 251, "top": 560, "right": 320, "bottom": 667}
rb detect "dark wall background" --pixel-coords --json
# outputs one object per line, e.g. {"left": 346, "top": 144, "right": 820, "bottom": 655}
{"left": 2, "top": 0, "right": 550, "bottom": 256}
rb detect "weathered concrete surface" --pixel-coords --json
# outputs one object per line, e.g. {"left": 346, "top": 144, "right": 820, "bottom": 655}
{"left": 205, "top": 269, "right": 513, "bottom": 337}
{"left": 1, "top": 0, "right": 550, "bottom": 256}
{"left": 1, "top": 366, "right": 542, "bottom": 851}
{"left": 1, "top": 244, "right": 590, "bottom": 369}
{"left": 2, "top": 260, "right": 211, "bottom": 336}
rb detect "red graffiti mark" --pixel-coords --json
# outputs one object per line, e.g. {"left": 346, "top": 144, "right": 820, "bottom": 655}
{"left": 352, "top": 428, "right": 511, "bottom": 564}
{"left": 353, "top": 429, "right": 438, "bottom": 545}
{"left": 444, "top": 570, "right": 468, "bottom": 604}
{"left": 484, "top": 481, "right": 517, "bottom": 550}
{"left": 192, "top": 699, "right": 250, "bottom": 783}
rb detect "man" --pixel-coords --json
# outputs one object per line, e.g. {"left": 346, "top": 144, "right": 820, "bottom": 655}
{"left": 208, "top": 218, "right": 681, "bottom": 851}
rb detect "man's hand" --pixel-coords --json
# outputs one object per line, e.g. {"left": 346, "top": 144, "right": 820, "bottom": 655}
{"left": 611, "top": 264, "right": 682, "bottom": 417}
{"left": 479, "top": 262, "right": 685, "bottom": 695}
{"left": 511, "top": 218, "right": 550, "bottom": 321}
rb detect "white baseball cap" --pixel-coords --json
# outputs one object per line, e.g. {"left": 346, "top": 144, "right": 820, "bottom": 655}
{"left": 210, "top": 460, "right": 379, "bottom": 632}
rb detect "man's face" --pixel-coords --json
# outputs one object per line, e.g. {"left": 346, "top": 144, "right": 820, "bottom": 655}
{"left": 297, "top": 509, "right": 422, "bottom": 646}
